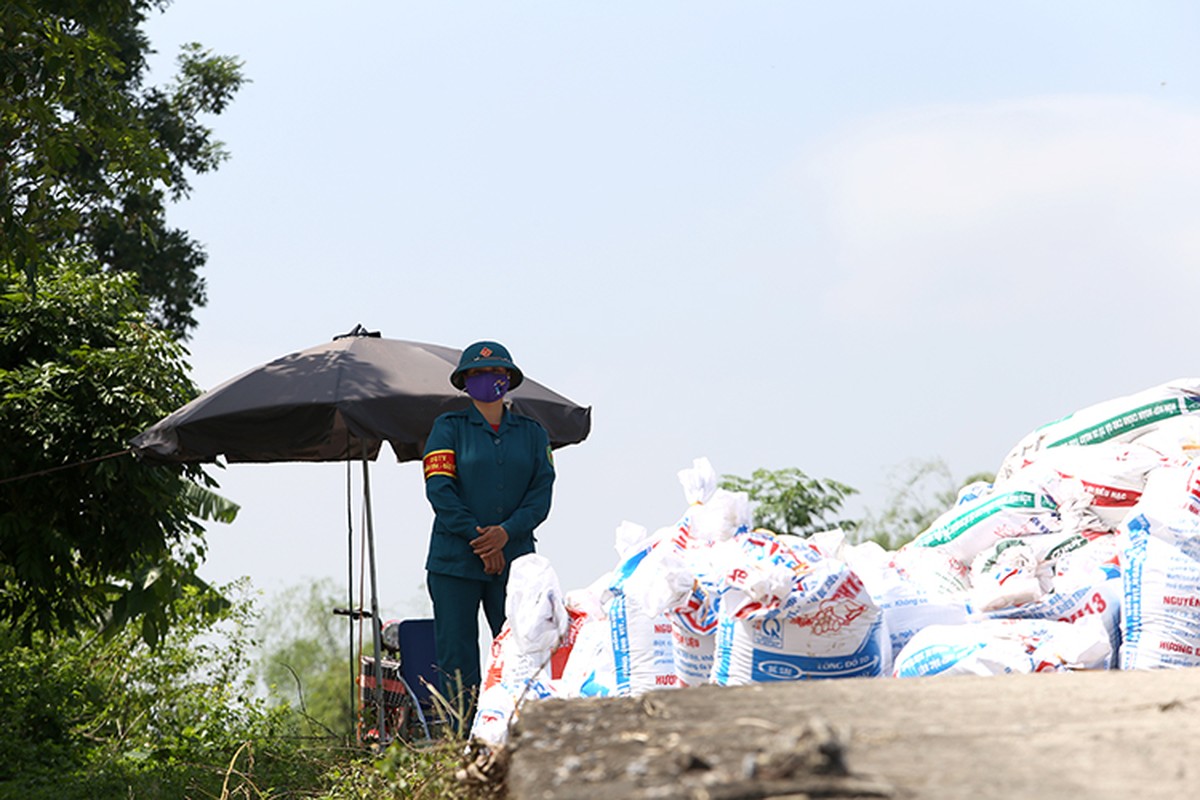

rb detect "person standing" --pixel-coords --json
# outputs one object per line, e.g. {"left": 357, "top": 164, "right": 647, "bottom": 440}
{"left": 421, "top": 340, "right": 555, "bottom": 717}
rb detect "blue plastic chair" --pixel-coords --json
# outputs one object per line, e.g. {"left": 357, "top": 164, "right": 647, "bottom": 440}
{"left": 396, "top": 618, "right": 439, "bottom": 737}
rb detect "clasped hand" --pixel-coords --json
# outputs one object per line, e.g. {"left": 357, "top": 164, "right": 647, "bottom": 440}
{"left": 472, "top": 525, "right": 509, "bottom": 575}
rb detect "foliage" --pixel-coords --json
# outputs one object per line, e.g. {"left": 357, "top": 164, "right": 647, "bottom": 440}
{"left": 0, "top": 581, "right": 335, "bottom": 800}
{"left": 856, "top": 458, "right": 995, "bottom": 549}
{"left": 251, "top": 579, "right": 489, "bottom": 797}
{"left": 0, "top": 260, "right": 233, "bottom": 642}
{"left": 0, "top": 576, "right": 483, "bottom": 800}
{"left": 314, "top": 739, "right": 476, "bottom": 800}
{"left": 720, "top": 467, "right": 859, "bottom": 537}
{"left": 0, "top": 0, "right": 246, "bottom": 336}
{"left": 255, "top": 578, "right": 358, "bottom": 740}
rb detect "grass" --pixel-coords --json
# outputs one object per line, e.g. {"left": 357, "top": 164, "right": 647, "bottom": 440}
{"left": 269, "top": 683, "right": 507, "bottom": 800}
{"left": 195, "top": 725, "right": 505, "bottom": 800}
{"left": 312, "top": 737, "right": 501, "bottom": 800}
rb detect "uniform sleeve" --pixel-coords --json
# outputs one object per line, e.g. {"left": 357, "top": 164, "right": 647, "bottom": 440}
{"left": 500, "top": 423, "right": 555, "bottom": 536}
{"left": 422, "top": 416, "right": 479, "bottom": 541}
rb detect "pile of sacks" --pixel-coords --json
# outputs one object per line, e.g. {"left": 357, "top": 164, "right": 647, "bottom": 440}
{"left": 471, "top": 378, "right": 1200, "bottom": 745}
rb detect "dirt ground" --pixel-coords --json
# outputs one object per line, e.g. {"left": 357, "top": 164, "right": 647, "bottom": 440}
{"left": 504, "top": 668, "right": 1200, "bottom": 799}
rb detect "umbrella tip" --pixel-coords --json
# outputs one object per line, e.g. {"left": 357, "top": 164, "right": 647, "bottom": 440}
{"left": 333, "top": 324, "right": 380, "bottom": 340}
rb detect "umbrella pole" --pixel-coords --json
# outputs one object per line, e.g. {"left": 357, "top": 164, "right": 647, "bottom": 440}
{"left": 362, "top": 457, "right": 387, "bottom": 741}
{"left": 346, "top": 458, "right": 356, "bottom": 741}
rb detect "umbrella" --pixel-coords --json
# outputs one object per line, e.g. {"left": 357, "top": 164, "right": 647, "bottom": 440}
{"left": 130, "top": 324, "right": 591, "bottom": 740}
{"left": 131, "top": 324, "right": 591, "bottom": 464}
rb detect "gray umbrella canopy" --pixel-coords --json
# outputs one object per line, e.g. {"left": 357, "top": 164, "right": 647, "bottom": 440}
{"left": 130, "top": 326, "right": 592, "bottom": 464}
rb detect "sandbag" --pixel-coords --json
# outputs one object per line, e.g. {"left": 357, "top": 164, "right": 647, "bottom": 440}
{"left": 675, "top": 456, "right": 751, "bottom": 545}
{"left": 1118, "top": 465, "right": 1200, "bottom": 669}
{"left": 470, "top": 677, "right": 555, "bottom": 747}
{"left": 556, "top": 611, "right": 617, "bottom": 698}
{"left": 979, "top": 577, "right": 1123, "bottom": 657}
{"left": 890, "top": 543, "right": 972, "bottom": 597}
{"left": 997, "top": 378, "right": 1200, "bottom": 482}
{"left": 856, "top": 554, "right": 971, "bottom": 659}
{"left": 838, "top": 539, "right": 968, "bottom": 659}
{"left": 906, "top": 486, "right": 1061, "bottom": 567}
{"left": 998, "top": 441, "right": 1174, "bottom": 534}
{"left": 507, "top": 553, "right": 569, "bottom": 648}
{"left": 552, "top": 572, "right": 617, "bottom": 697}
{"left": 712, "top": 612, "right": 887, "bottom": 683}
{"left": 710, "top": 530, "right": 888, "bottom": 684}
{"left": 1130, "top": 415, "right": 1200, "bottom": 461}
{"left": 606, "top": 591, "right": 678, "bottom": 694}
{"left": 967, "top": 532, "right": 1089, "bottom": 612}
{"left": 669, "top": 581, "right": 720, "bottom": 686}
{"left": 893, "top": 617, "right": 1112, "bottom": 678}
{"left": 479, "top": 554, "right": 570, "bottom": 695}
{"left": 602, "top": 531, "right": 679, "bottom": 695}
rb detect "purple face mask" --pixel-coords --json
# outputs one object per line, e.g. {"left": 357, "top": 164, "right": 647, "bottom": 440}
{"left": 465, "top": 371, "right": 510, "bottom": 402}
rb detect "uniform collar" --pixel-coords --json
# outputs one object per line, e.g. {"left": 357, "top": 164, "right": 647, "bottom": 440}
{"left": 466, "top": 402, "right": 508, "bottom": 430}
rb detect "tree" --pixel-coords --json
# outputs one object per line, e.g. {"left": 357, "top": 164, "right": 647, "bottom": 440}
{"left": 0, "top": 258, "right": 233, "bottom": 642}
{"left": 856, "top": 458, "right": 995, "bottom": 549}
{"left": 0, "top": 0, "right": 246, "bottom": 337}
{"left": 720, "top": 467, "right": 859, "bottom": 537}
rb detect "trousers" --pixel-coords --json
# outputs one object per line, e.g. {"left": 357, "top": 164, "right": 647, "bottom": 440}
{"left": 426, "top": 571, "right": 507, "bottom": 699}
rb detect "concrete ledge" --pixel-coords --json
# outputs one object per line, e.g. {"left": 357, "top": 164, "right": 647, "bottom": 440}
{"left": 507, "top": 669, "right": 1200, "bottom": 799}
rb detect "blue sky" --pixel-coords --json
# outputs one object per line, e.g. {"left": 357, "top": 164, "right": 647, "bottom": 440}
{"left": 142, "top": 2, "right": 1200, "bottom": 618}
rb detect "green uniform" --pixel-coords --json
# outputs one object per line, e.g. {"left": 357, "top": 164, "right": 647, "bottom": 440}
{"left": 421, "top": 403, "right": 555, "bottom": 694}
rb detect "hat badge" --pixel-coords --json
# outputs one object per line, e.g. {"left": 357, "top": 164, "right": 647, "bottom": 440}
{"left": 479, "top": 347, "right": 493, "bottom": 357}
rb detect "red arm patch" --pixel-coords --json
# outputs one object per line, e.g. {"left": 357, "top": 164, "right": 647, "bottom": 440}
{"left": 423, "top": 449, "right": 457, "bottom": 480}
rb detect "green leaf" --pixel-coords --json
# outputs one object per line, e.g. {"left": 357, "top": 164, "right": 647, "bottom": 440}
{"left": 179, "top": 480, "right": 240, "bottom": 524}
{"left": 141, "top": 614, "right": 158, "bottom": 649}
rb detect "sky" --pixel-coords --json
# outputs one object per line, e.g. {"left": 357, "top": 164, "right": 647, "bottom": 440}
{"left": 140, "top": 2, "right": 1200, "bottom": 623}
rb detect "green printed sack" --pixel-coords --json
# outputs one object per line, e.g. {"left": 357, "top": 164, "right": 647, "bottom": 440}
{"left": 997, "top": 378, "right": 1200, "bottom": 481}
{"left": 908, "top": 489, "right": 1060, "bottom": 566}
